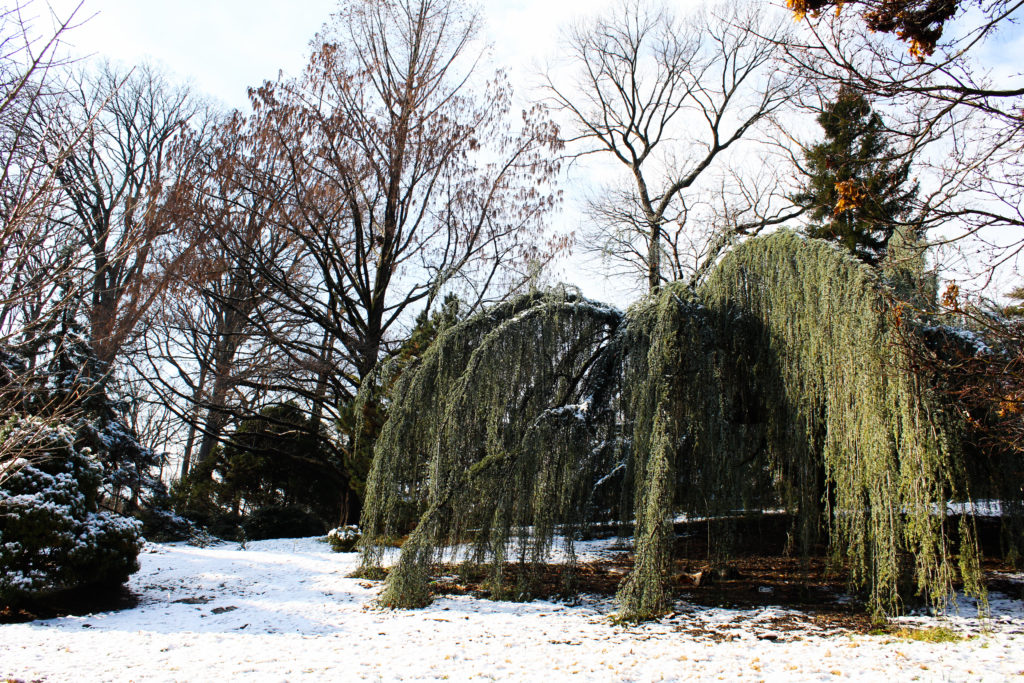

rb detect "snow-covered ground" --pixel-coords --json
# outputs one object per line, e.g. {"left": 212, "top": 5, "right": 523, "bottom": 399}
{"left": 2, "top": 536, "right": 1022, "bottom": 682}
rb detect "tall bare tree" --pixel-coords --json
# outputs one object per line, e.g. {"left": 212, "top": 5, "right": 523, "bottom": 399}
{"left": 138, "top": 112, "right": 304, "bottom": 481}
{"left": 180, "top": 0, "right": 565, "bottom": 506}
{"left": 40, "top": 61, "right": 209, "bottom": 370}
{"left": 248, "top": 0, "right": 563, "bottom": 389}
{"left": 541, "top": 1, "right": 801, "bottom": 291}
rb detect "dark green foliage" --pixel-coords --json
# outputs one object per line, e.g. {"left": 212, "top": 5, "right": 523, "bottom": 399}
{"left": 135, "top": 482, "right": 196, "bottom": 542}
{"left": 795, "top": 88, "right": 918, "bottom": 265}
{"left": 16, "top": 315, "right": 167, "bottom": 515}
{"left": 334, "top": 398, "right": 384, "bottom": 516}
{"left": 360, "top": 232, "right": 982, "bottom": 621}
{"left": 242, "top": 505, "right": 326, "bottom": 541}
{"left": 0, "top": 419, "right": 142, "bottom": 606}
{"left": 17, "top": 308, "right": 164, "bottom": 512}
{"left": 194, "top": 402, "right": 348, "bottom": 536}
{"left": 172, "top": 452, "right": 225, "bottom": 532}
{"left": 359, "top": 290, "right": 622, "bottom": 607}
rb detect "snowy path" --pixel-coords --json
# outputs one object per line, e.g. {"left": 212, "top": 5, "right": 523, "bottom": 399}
{"left": 1, "top": 537, "right": 1022, "bottom": 682}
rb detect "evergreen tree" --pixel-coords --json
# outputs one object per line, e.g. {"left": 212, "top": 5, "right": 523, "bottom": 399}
{"left": 336, "top": 294, "right": 463, "bottom": 521}
{"left": 795, "top": 88, "right": 918, "bottom": 265}
{"left": 0, "top": 331, "right": 144, "bottom": 606}
{"left": 360, "top": 233, "right": 982, "bottom": 620}
{"left": 218, "top": 402, "right": 348, "bottom": 536}
{"left": 0, "top": 418, "right": 143, "bottom": 605}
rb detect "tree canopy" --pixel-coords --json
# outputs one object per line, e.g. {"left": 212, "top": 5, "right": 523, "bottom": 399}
{"left": 359, "top": 230, "right": 985, "bottom": 620}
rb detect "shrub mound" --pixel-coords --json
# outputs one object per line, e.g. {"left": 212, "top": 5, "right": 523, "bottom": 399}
{"left": 327, "top": 525, "right": 361, "bottom": 552}
{"left": 0, "top": 418, "right": 142, "bottom": 606}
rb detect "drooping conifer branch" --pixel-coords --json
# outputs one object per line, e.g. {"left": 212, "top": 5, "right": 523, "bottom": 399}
{"left": 615, "top": 231, "right": 980, "bottom": 620}
{"left": 361, "top": 231, "right": 983, "bottom": 620}
{"left": 700, "top": 231, "right": 980, "bottom": 617}
{"left": 358, "top": 290, "right": 623, "bottom": 607}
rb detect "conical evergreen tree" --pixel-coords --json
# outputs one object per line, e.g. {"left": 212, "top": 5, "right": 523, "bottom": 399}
{"left": 795, "top": 88, "right": 919, "bottom": 265}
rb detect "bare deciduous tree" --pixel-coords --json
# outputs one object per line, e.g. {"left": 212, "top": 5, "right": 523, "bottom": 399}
{"left": 540, "top": 1, "right": 801, "bottom": 292}
{"left": 138, "top": 112, "right": 304, "bottom": 481}
{"left": 249, "top": 0, "right": 564, "bottom": 388}
{"left": 166, "top": 0, "right": 566, "bottom": 506}
{"left": 40, "top": 61, "right": 210, "bottom": 370}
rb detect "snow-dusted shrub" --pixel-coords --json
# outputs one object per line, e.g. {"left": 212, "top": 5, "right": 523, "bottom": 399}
{"left": 0, "top": 417, "right": 142, "bottom": 605}
{"left": 185, "top": 528, "right": 220, "bottom": 548}
{"left": 138, "top": 507, "right": 194, "bottom": 542}
{"left": 327, "top": 525, "right": 361, "bottom": 552}
{"left": 84, "top": 415, "right": 165, "bottom": 513}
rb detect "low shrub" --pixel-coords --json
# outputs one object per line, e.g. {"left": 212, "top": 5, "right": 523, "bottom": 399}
{"left": 0, "top": 418, "right": 142, "bottom": 606}
{"left": 327, "top": 525, "right": 361, "bottom": 552}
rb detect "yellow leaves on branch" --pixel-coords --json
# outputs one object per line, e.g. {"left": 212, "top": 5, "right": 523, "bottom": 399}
{"left": 787, "top": 0, "right": 811, "bottom": 21}
{"left": 906, "top": 36, "right": 930, "bottom": 60}
{"left": 833, "top": 179, "right": 865, "bottom": 215}
{"left": 787, "top": 0, "right": 949, "bottom": 59}
{"left": 787, "top": 0, "right": 844, "bottom": 21}
{"left": 996, "top": 392, "right": 1024, "bottom": 418}
{"left": 941, "top": 282, "right": 960, "bottom": 311}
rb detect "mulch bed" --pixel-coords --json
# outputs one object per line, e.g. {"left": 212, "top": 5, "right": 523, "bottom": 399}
{"left": 422, "top": 515, "right": 1020, "bottom": 635}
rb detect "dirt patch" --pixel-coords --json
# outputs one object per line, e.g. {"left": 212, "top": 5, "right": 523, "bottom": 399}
{"left": 420, "top": 554, "right": 877, "bottom": 633}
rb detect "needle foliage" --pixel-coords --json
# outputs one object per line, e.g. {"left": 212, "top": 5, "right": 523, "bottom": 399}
{"left": 359, "top": 231, "right": 983, "bottom": 620}
{"left": 358, "top": 291, "right": 623, "bottom": 606}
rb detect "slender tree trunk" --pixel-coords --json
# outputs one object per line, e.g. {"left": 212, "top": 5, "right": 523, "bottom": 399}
{"left": 310, "top": 328, "right": 333, "bottom": 433}
{"left": 358, "top": 308, "right": 385, "bottom": 382}
{"left": 647, "top": 221, "right": 661, "bottom": 293}
{"left": 193, "top": 387, "right": 230, "bottom": 475}
{"left": 180, "top": 362, "right": 209, "bottom": 480}
{"left": 192, "top": 339, "right": 238, "bottom": 478}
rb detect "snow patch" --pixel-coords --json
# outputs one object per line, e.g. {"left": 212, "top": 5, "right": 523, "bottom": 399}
{"left": 1, "top": 536, "right": 1021, "bottom": 681}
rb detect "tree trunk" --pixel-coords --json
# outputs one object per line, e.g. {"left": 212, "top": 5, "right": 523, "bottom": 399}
{"left": 191, "top": 340, "right": 238, "bottom": 479}
{"left": 180, "top": 361, "right": 210, "bottom": 480}
{"left": 648, "top": 221, "right": 662, "bottom": 293}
